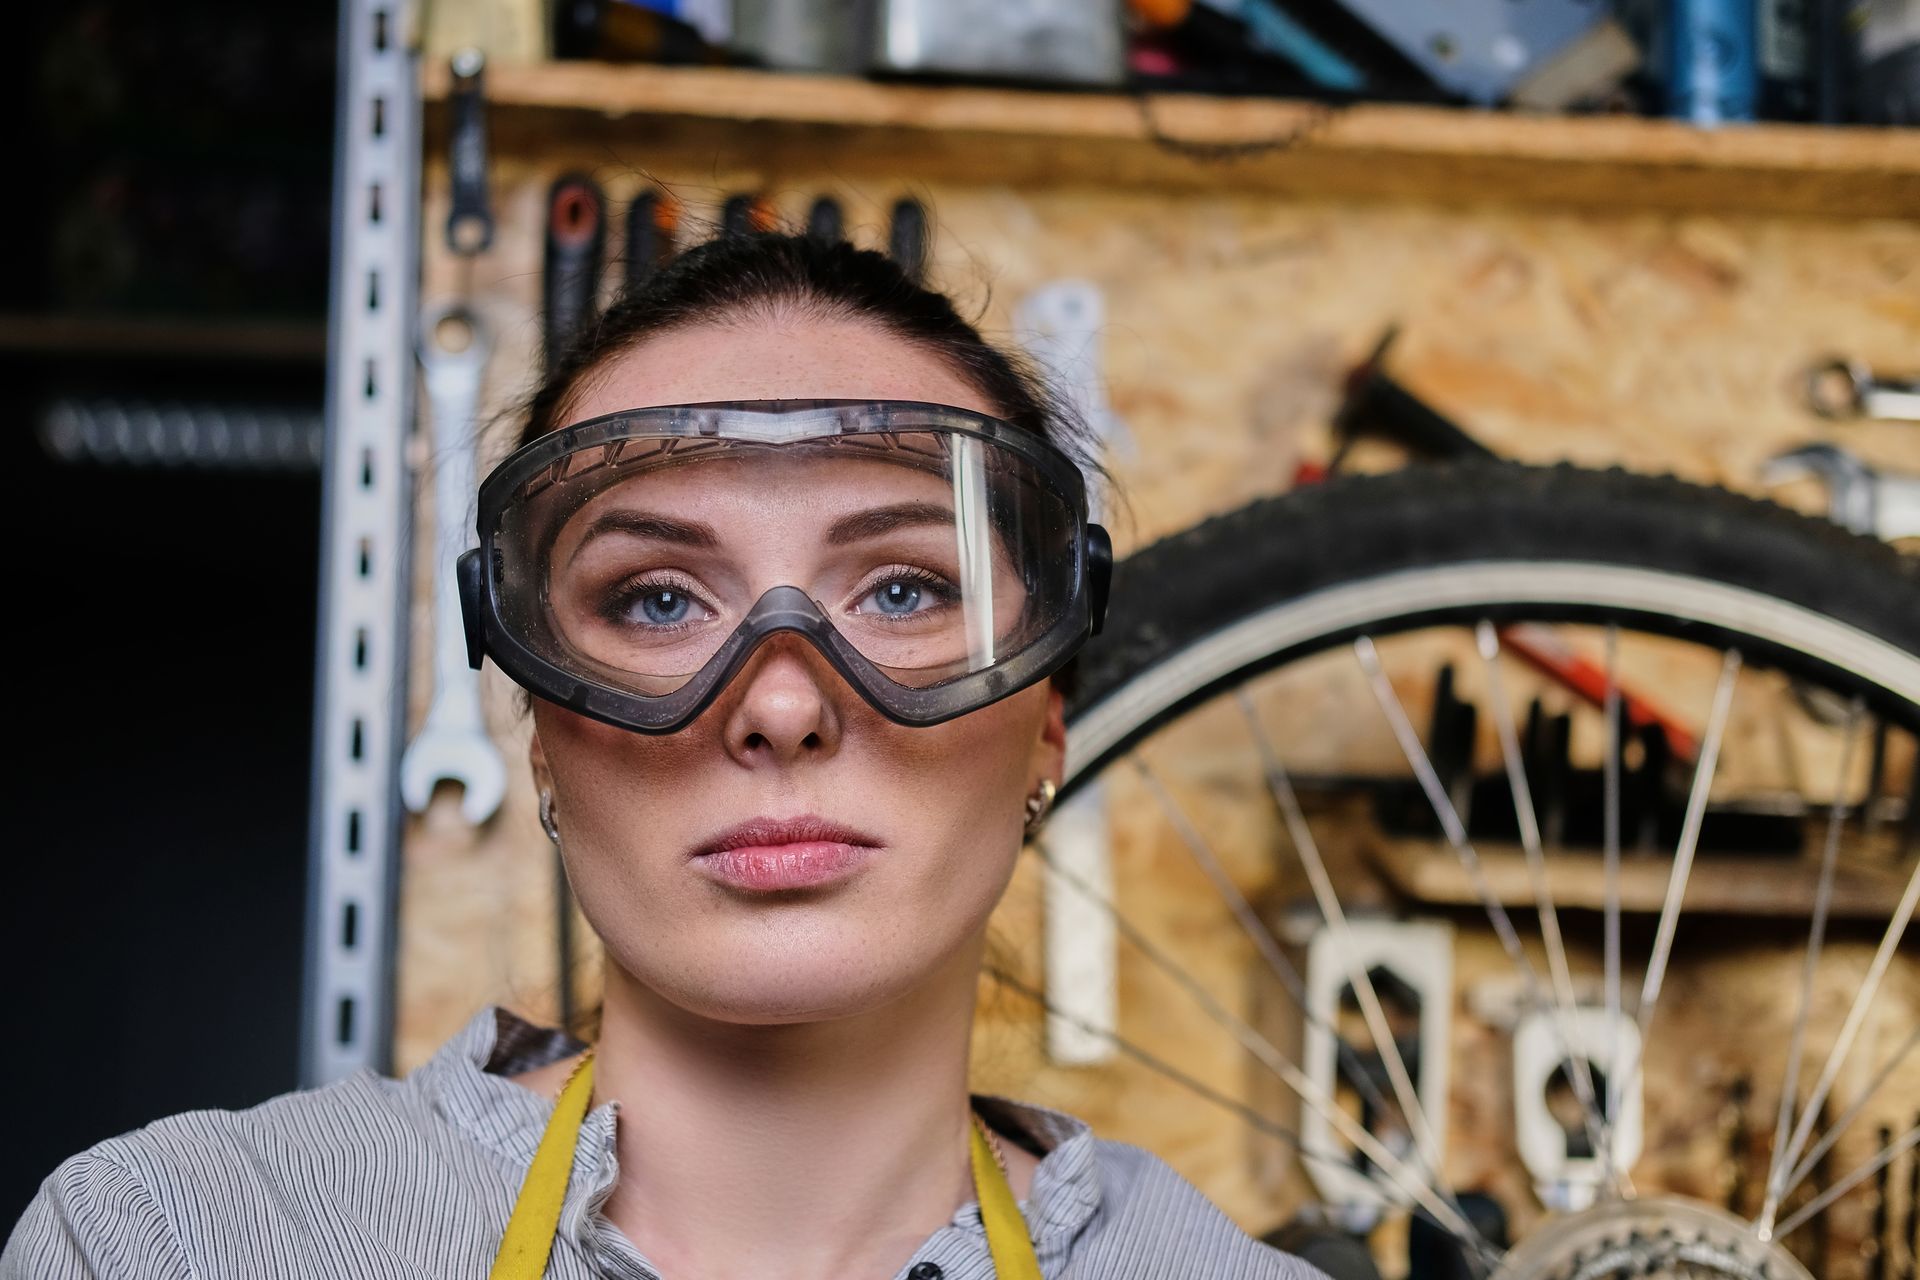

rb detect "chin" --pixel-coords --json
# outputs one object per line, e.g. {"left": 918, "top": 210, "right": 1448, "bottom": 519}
{"left": 661, "top": 965, "right": 922, "bottom": 1026}
{"left": 628, "top": 919, "right": 953, "bottom": 1026}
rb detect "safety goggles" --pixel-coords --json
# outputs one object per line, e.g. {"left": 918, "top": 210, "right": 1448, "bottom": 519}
{"left": 458, "top": 399, "right": 1112, "bottom": 733}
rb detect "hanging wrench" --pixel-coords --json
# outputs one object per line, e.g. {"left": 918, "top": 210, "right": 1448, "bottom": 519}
{"left": 1764, "top": 442, "right": 1920, "bottom": 543}
{"left": 402, "top": 303, "right": 506, "bottom": 824}
{"left": 1805, "top": 357, "right": 1920, "bottom": 423}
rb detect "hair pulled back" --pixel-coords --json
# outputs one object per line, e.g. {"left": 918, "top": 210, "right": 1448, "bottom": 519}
{"left": 520, "top": 230, "right": 1095, "bottom": 477}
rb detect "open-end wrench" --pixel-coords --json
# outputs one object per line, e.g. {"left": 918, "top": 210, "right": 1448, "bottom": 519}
{"left": 1805, "top": 357, "right": 1920, "bottom": 423}
{"left": 403, "top": 303, "right": 506, "bottom": 824}
{"left": 1764, "top": 442, "right": 1920, "bottom": 543}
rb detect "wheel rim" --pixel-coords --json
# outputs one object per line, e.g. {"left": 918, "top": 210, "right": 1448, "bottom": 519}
{"left": 1023, "top": 561, "right": 1918, "bottom": 1277}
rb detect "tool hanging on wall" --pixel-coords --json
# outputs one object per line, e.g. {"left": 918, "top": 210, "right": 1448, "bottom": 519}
{"left": 402, "top": 305, "right": 507, "bottom": 824}
{"left": 445, "top": 50, "right": 494, "bottom": 256}
{"left": 806, "top": 195, "right": 844, "bottom": 247}
{"left": 543, "top": 174, "right": 607, "bottom": 373}
{"left": 542, "top": 174, "right": 611, "bottom": 1026}
{"left": 1764, "top": 443, "right": 1920, "bottom": 544}
{"left": 888, "top": 198, "right": 930, "bottom": 284}
{"left": 1805, "top": 357, "right": 1920, "bottom": 423}
{"left": 405, "top": 46, "right": 505, "bottom": 830}
{"left": 720, "top": 192, "right": 777, "bottom": 237}
{"left": 1329, "top": 327, "right": 1497, "bottom": 468}
{"left": 623, "top": 188, "right": 679, "bottom": 292}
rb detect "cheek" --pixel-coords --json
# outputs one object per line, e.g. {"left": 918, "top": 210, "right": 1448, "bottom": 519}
{"left": 533, "top": 704, "right": 709, "bottom": 866}
{"left": 867, "top": 688, "right": 1046, "bottom": 874}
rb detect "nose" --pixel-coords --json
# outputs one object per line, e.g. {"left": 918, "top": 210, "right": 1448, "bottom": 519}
{"left": 718, "top": 630, "right": 846, "bottom": 765}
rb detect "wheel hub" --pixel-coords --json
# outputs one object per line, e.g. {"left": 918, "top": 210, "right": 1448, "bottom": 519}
{"left": 1493, "top": 1198, "right": 1813, "bottom": 1280}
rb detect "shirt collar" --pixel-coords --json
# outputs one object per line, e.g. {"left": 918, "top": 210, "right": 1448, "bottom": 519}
{"left": 413, "top": 1005, "right": 1104, "bottom": 1267}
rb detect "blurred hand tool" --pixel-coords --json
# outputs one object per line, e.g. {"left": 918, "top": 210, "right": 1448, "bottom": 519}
{"left": 404, "top": 304, "right": 506, "bottom": 824}
{"left": 445, "top": 50, "right": 493, "bottom": 256}
{"left": 543, "top": 174, "right": 606, "bottom": 373}
{"left": 623, "top": 188, "right": 678, "bottom": 292}
{"left": 806, "top": 195, "right": 845, "bottom": 247}
{"left": 540, "top": 174, "right": 607, "bottom": 1019}
{"left": 1764, "top": 443, "right": 1920, "bottom": 543}
{"left": 1331, "top": 328, "right": 1498, "bottom": 468}
{"left": 1805, "top": 357, "right": 1920, "bottom": 423}
{"left": 888, "top": 198, "right": 929, "bottom": 284}
{"left": 721, "top": 193, "right": 777, "bottom": 237}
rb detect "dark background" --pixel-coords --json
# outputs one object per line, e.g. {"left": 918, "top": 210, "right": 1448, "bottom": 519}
{"left": 5, "top": 1, "right": 337, "bottom": 1227}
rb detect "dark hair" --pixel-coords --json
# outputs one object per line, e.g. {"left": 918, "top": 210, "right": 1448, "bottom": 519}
{"left": 516, "top": 228, "right": 1107, "bottom": 698}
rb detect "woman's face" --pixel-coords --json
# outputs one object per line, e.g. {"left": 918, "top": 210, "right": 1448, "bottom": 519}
{"left": 530, "top": 315, "right": 1067, "bottom": 1025}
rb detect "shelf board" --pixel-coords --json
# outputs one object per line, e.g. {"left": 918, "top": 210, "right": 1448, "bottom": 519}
{"left": 1366, "top": 834, "right": 1909, "bottom": 919}
{"left": 422, "top": 61, "right": 1920, "bottom": 218}
{"left": 0, "top": 313, "right": 327, "bottom": 361}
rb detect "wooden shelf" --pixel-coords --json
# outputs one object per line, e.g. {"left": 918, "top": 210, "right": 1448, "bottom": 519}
{"left": 422, "top": 60, "right": 1920, "bottom": 218}
{"left": 1366, "top": 834, "right": 1910, "bottom": 919}
{"left": 0, "top": 313, "right": 327, "bottom": 361}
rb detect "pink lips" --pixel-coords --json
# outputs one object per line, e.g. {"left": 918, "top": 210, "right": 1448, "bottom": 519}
{"left": 690, "top": 816, "right": 881, "bottom": 892}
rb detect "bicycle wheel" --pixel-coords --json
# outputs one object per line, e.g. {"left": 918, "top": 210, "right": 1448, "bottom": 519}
{"left": 1006, "top": 463, "right": 1919, "bottom": 1279}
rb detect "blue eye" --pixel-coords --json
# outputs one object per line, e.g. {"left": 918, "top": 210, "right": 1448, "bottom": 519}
{"left": 598, "top": 574, "right": 712, "bottom": 631}
{"left": 873, "top": 580, "right": 922, "bottom": 615}
{"left": 636, "top": 589, "right": 692, "bottom": 625}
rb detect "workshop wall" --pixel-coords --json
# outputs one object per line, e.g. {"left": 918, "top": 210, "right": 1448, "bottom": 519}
{"left": 401, "top": 135, "right": 1919, "bottom": 1275}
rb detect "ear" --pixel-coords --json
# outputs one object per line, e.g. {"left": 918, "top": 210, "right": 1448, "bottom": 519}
{"left": 529, "top": 727, "right": 555, "bottom": 799}
{"left": 1031, "top": 683, "right": 1067, "bottom": 789}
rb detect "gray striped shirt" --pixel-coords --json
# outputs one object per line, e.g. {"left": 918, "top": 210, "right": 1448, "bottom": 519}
{"left": 5, "top": 1007, "right": 1324, "bottom": 1279}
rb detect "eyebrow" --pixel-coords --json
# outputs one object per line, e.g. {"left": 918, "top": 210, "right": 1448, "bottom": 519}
{"left": 823, "top": 501, "right": 956, "bottom": 545}
{"left": 569, "top": 510, "right": 722, "bottom": 564}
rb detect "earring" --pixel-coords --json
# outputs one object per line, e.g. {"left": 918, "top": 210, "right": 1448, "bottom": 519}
{"left": 539, "top": 790, "right": 562, "bottom": 845}
{"left": 1022, "top": 778, "right": 1057, "bottom": 837}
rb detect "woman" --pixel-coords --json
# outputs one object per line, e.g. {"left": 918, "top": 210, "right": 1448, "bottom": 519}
{"left": 5, "top": 233, "right": 1320, "bottom": 1279}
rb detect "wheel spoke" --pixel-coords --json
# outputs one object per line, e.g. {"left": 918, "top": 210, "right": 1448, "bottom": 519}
{"left": 1772, "top": 1123, "right": 1920, "bottom": 1241}
{"left": 1614, "top": 650, "right": 1743, "bottom": 1123}
{"left": 1780, "top": 1027, "right": 1918, "bottom": 1198}
{"left": 1601, "top": 625, "right": 1626, "bottom": 1181}
{"left": 1761, "top": 700, "right": 1865, "bottom": 1216}
{"left": 984, "top": 965, "right": 1316, "bottom": 1161}
{"left": 1129, "top": 759, "right": 1406, "bottom": 1137}
{"left": 1236, "top": 691, "right": 1458, "bottom": 1210}
{"left": 985, "top": 961, "right": 1491, "bottom": 1253}
{"left": 1034, "top": 831, "right": 1497, "bottom": 1260}
{"left": 1759, "top": 856, "right": 1920, "bottom": 1237}
{"left": 1353, "top": 637, "right": 1545, "bottom": 991}
{"left": 1475, "top": 621, "right": 1616, "bottom": 1191}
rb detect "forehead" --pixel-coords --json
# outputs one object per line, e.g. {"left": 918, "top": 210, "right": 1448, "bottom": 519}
{"left": 563, "top": 315, "right": 1001, "bottom": 424}
{"left": 570, "top": 446, "right": 954, "bottom": 526}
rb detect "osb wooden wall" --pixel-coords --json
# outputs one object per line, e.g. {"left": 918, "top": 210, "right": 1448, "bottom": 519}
{"left": 403, "top": 130, "right": 1919, "bottom": 1276}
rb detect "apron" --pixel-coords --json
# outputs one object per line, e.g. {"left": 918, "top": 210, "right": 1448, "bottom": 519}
{"left": 488, "top": 1052, "right": 1044, "bottom": 1280}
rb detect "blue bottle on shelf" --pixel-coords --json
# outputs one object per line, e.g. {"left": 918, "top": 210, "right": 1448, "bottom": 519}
{"left": 1668, "top": 0, "right": 1759, "bottom": 123}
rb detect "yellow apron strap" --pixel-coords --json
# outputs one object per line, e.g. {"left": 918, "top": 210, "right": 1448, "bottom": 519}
{"left": 489, "top": 1052, "right": 597, "bottom": 1280}
{"left": 488, "top": 1048, "right": 1043, "bottom": 1279}
{"left": 971, "top": 1121, "right": 1046, "bottom": 1280}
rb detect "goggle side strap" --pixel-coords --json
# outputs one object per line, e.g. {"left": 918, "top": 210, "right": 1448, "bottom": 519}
{"left": 1086, "top": 524, "right": 1113, "bottom": 637}
{"left": 457, "top": 547, "right": 488, "bottom": 671}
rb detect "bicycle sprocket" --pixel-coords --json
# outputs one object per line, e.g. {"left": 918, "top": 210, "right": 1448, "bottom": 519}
{"left": 1493, "top": 1198, "right": 1814, "bottom": 1280}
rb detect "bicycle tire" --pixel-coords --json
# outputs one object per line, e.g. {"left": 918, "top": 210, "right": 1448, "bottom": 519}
{"left": 1065, "top": 462, "right": 1920, "bottom": 790}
